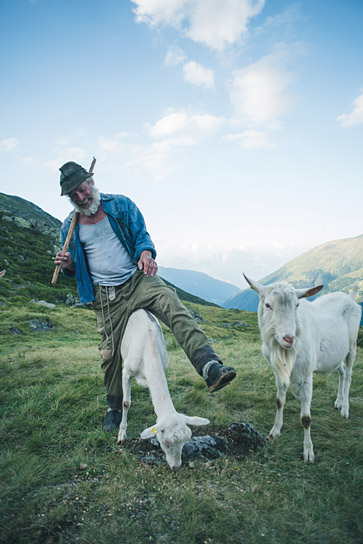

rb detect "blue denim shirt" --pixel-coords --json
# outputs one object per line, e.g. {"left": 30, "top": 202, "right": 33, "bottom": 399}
{"left": 60, "top": 193, "right": 156, "bottom": 303}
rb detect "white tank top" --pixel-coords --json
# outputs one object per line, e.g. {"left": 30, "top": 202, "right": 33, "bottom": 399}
{"left": 79, "top": 216, "right": 136, "bottom": 286}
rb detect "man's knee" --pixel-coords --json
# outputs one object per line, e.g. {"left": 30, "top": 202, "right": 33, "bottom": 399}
{"left": 100, "top": 348, "right": 113, "bottom": 370}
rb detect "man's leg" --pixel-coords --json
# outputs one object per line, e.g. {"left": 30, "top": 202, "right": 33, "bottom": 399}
{"left": 125, "top": 272, "right": 236, "bottom": 391}
{"left": 93, "top": 285, "right": 127, "bottom": 431}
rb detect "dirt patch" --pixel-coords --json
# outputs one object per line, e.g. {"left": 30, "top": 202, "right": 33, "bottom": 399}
{"left": 122, "top": 421, "right": 267, "bottom": 466}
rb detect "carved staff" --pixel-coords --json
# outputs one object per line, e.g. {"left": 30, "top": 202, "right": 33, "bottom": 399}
{"left": 51, "top": 157, "right": 96, "bottom": 286}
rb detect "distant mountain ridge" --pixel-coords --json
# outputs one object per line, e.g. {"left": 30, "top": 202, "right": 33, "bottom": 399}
{"left": 158, "top": 266, "right": 239, "bottom": 306}
{"left": 2, "top": 191, "right": 361, "bottom": 320}
{"left": 223, "top": 234, "right": 363, "bottom": 312}
{"left": 0, "top": 192, "right": 218, "bottom": 307}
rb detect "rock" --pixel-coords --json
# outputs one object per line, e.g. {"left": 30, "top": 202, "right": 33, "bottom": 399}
{"left": 216, "top": 321, "right": 248, "bottom": 329}
{"left": 139, "top": 454, "right": 158, "bottom": 465}
{"left": 0, "top": 193, "right": 61, "bottom": 238}
{"left": 31, "top": 299, "right": 56, "bottom": 309}
{"left": 2, "top": 215, "right": 32, "bottom": 229}
{"left": 74, "top": 302, "right": 93, "bottom": 308}
{"left": 123, "top": 421, "right": 266, "bottom": 467}
{"left": 9, "top": 326, "right": 23, "bottom": 335}
{"left": 182, "top": 435, "right": 226, "bottom": 461}
{"left": 187, "top": 307, "right": 205, "bottom": 323}
{"left": 221, "top": 422, "right": 267, "bottom": 457}
{"left": 66, "top": 295, "right": 76, "bottom": 306}
{"left": 29, "top": 319, "right": 53, "bottom": 332}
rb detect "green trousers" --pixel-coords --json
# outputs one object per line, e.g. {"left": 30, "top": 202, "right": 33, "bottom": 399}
{"left": 92, "top": 270, "right": 221, "bottom": 410}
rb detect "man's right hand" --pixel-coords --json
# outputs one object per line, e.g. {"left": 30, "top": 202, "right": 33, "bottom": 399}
{"left": 54, "top": 251, "right": 75, "bottom": 272}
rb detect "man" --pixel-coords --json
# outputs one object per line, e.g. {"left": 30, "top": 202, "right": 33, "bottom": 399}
{"left": 54, "top": 161, "right": 236, "bottom": 432}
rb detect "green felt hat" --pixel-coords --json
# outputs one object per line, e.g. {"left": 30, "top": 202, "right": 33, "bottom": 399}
{"left": 59, "top": 161, "right": 93, "bottom": 196}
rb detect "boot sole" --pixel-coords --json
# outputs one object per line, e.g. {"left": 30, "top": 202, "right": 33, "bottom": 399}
{"left": 208, "top": 369, "right": 236, "bottom": 392}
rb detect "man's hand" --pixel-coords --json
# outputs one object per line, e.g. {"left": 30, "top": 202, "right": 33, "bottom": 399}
{"left": 54, "top": 251, "right": 75, "bottom": 272}
{"left": 138, "top": 250, "right": 158, "bottom": 276}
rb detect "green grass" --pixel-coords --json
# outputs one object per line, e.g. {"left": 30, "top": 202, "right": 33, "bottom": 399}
{"left": 1, "top": 300, "right": 362, "bottom": 544}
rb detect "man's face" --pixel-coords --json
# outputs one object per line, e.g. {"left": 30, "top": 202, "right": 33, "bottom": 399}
{"left": 67, "top": 179, "right": 101, "bottom": 217}
{"left": 68, "top": 180, "right": 93, "bottom": 209}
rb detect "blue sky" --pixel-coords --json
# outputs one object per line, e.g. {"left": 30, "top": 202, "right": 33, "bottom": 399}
{"left": 1, "top": 0, "right": 362, "bottom": 287}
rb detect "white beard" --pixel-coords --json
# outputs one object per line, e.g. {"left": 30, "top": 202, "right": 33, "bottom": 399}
{"left": 69, "top": 185, "right": 101, "bottom": 216}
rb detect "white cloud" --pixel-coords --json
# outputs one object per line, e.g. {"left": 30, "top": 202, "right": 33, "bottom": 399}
{"left": 0, "top": 138, "right": 19, "bottom": 151}
{"left": 229, "top": 46, "right": 294, "bottom": 128}
{"left": 226, "top": 130, "right": 275, "bottom": 148}
{"left": 132, "top": 0, "right": 187, "bottom": 27}
{"left": 148, "top": 111, "right": 224, "bottom": 142}
{"left": 337, "top": 91, "right": 363, "bottom": 127}
{"left": 132, "top": 0, "right": 266, "bottom": 51}
{"left": 135, "top": 110, "right": 225, "bottom": 179}
{"left": 164, "top": 46, "right": 187, "bottom": 66}
{"left": 44, "top": 147, "right": 87, "bottom": 171}
{"left": 132, "top": 140, "right": 178, "bottom": 181}
{"left": 97, "top": 132, "right": 130, "bottom": 153}
{"left": 182, "top": 60, "right": 215, "bottom": 89}
{"left": 22, "top": 156, "right": 35, "bottom": 164}
{"left": 185, "top": 0, "right": 266, "bottom": 51}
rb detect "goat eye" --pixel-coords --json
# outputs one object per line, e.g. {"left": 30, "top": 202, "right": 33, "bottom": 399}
{"left": 265, "top": 303, "right": 272, "bottom": 310}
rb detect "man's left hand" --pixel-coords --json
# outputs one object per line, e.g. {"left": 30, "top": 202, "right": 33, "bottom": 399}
{"left": 138, "top": 250, "right": 158, "bottom": 276}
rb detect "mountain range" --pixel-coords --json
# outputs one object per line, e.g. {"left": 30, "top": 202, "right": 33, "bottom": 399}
{"left": 223, "top": 234, "right": 363, "bottom": 311}
{"left": 158, "top": 266, "right": 239, "bottom": 306}
{"left": 1, "top": 191, "right": 362, "bottom": 321}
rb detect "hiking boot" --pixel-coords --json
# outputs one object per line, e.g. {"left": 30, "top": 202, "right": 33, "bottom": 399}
{"left": 204, "top": 361, "right": 236, "bottom": 392}
{"left": 103, "top": 409, "right": 122, "bottom": 432}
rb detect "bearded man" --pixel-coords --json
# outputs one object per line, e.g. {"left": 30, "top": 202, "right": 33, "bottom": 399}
{"left": 54, "top": 161, "right": 236, "bottom": 431}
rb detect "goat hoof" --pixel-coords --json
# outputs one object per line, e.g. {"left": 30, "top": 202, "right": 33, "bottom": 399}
{"left": 303, "top": 451, "right": 315, "bottom": 463}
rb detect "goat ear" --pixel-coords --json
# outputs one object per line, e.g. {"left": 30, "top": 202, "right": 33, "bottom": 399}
{"left": 296, "top": 285, "right": 324, "bottom": 299}
{"left": 140, "top": 424, "right": 159, "bottom": 439}
{"left": 181, "top": 415, "right": 210, "bottom": 427}
{"left": 243, "top": 274, "right": 264, "bottom": 296}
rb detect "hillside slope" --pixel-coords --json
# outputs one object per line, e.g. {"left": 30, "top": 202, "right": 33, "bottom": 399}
{"left": 0, "top": 191, "right": 61, "bottom": 237}
{"left": 0, "top": 193, "right": 216, "bottom": 307}
{"left": 223, "top": 234, "right": 363, "bottom": 311}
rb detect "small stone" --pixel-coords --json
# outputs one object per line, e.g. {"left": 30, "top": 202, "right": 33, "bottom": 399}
{"left": 31, "top": 299, "right": 56, "bottom": 309}
{"left": 29, "top": 319, "right": 53, "bottom": 332}
{"left": 9, "top": 326, "right": 23, "bottom": 335}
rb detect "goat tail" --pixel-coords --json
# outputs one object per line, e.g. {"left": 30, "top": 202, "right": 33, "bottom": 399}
{"left": 349, "top": 281, "right": 360, "bottom": 301}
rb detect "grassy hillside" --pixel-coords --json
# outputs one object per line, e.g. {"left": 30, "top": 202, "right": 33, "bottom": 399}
{"left": 0, "top": 205, "right": 214, "bottom": 308}
{"left": 263, "top": 234, "right": 363, "bottom": 291}
{"left": 0, "top": 208, "right": 79, "bottom": 304}
{"left": 224, "top": 234, "right": 363, "bottom": 310}
{"left": 1, "top": 193, "right": 362, "bottom": 543}
{"left": 1, "top": 299, "right": 362, "bottom": 544}
{"left": 0, "top": 192, "right": 61, "bottom": 235}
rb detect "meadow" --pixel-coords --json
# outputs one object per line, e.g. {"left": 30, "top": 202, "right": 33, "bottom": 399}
{"left": 0, "top": 299, "right": 362, "bottom": 544}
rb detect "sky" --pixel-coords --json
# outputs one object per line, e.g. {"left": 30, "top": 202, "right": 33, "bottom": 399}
{"left": 1, "top": 0, "right": 362, "bottom": 288}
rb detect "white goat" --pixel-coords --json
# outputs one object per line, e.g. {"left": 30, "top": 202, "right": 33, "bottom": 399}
{"left": 244, "top": 274, "right": 361, "bottom": 462}
{"left": 117, "top": 309, "right": 210, "bottom": 471}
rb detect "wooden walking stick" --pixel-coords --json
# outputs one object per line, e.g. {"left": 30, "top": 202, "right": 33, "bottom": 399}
{"left": 51, "top": 157, "right": 96, "bottom": 286}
